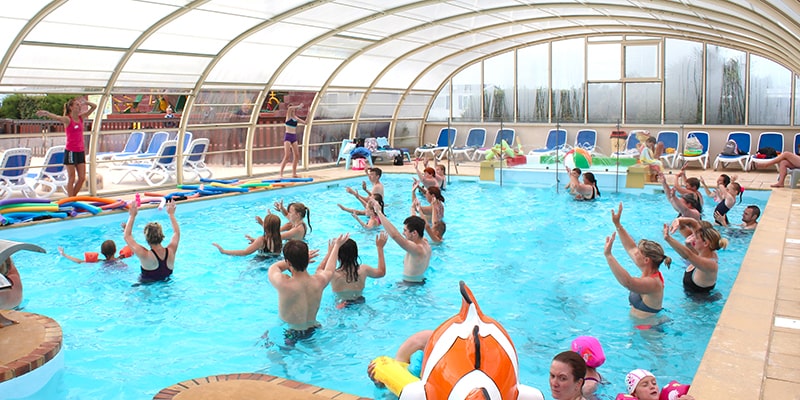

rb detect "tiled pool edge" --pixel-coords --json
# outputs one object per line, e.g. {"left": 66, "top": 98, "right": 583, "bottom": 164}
{"left": 689, "top": 189, "right": 794, "bottom": 399}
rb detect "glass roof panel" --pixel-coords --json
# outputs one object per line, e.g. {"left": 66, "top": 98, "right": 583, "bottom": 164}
{"left": 377, "top": 59, "right": 431, "bottom": 89}
{"left": 413, "top": 62, "right": 465, "bottom": 91}
{"left": 140, "top": 9, "right": 263, "bottom": 54}
{"left": 2, "top": 67, "right": 109, "bottom": 89}
{"left": 351, "top": 15, "right": 425, "bottom": 39}
{"left": 198, "top": 0, "right": 312, "bottom": 19}
{"left": 409, "top": 46, "right": 461, "bottom": 64}
{"left": 3, "top": 45, "right": 122, "bottom": 88}
{"left": 247, "top": 22, "right": 329, "bottom": 46}
{"left": 351, "top": 39, "right": 424, "bottom": 61}
{"left": 446, "top": 14, "right": 511, "bottom": 31}
{"left": 398, "top": 3, "right": 471, "bottom": 22}
{"left": 25, "top": 0, "right": 173, "bottom": 47}
{"left": 403, "top": 25, "right": 465, "bottom": 43}
{"left": 273, "top": 56, "right": 343, "bottom": 90}
{"left": 330, "top": 55, "right": 394, "bottom": 87}
{"left": 304, "top": 36, "right": 374, "bottom": 59}
{"left": 288, "top": 2, "right": 377, "bottom": 30}
{"left": 115, "top": 52, "right": 211, "bottom": 88}
{"left": 206, "top": 42, "right": 295, "bottom": 84}
{"left": 0, "top": 19, "right": 29, "bottom": 59}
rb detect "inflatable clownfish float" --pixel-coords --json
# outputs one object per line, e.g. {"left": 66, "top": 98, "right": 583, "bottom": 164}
{"left": 370, "top": 281, "right": 544, "bottom": 400}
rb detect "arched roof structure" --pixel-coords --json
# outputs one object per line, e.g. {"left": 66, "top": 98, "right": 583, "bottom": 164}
{"left": 1, "top": 0, "right": 798, "bottom": 99}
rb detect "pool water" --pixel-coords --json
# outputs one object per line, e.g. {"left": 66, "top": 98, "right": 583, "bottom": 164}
{"left": 2, "top": 174, "right": 768, "bottom": 399}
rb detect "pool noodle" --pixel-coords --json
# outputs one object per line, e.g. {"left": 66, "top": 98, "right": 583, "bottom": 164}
{"left": 261, "top": 177, "right": 313, "bottom": 183}
{"left": 0, "top": 198, "right": 52, "bottom": 207}
{"left": 0, "top": 205, "right": 60, "bottom": 214}
{"left": 0, "top": 202, "right": 58, "bottom": 211}
{"left": 59, "top": 201, "right": 102, "bottom": 215}
{"left": 199, "top": 178, "right": 240, "bottom": 184}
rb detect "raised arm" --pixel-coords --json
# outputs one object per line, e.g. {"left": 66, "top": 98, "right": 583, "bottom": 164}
{"left": 80, "top": 101, "right": 97, "bottom": 119}
{"left": 346, "top": 186, "right": 369, "bottom": 207}
{"left": 165, "top": 201, "right": 180, "bottom": 252}
{"left": 363, "top": 232, "right": 388, "bottom": 278}
{"left": 274, "top": 200, "right": 288, "bottom": 217}
{"left": 351, "top": 212, "right": 369, "bottom": 229}
{"left": 267, "top": 259, "right": 290, "bottom": 287}
{"left": 610, "top": 202, "right": 637, "bottom": 252}
{"left": 35, "top": 109, "right": 69, "bottom": 125}
{"left": 123, "top": 202, "right": 149, "bottom": 259}
{"left": 212, "top": 238, "right": 262, "bottom": 256}
{"left": 604, "top": 233, "right": 661, "bottom": 294}
{"left": 315, "top": 236, "right": 341, "bottom": 283}
{"left": 662, "top": 224, "right": 718, "bottom": 274}
{"left": 58, "top": 246, "right": 85, "bottom": 264}
{"left": 699, "top": 176, "right": 714, "bottom": 198}
{"left": 659, "top": 174, "right": 692, "bottom": 215}
{"left": 371, "top": 199, "right": 420, "bottom": 255}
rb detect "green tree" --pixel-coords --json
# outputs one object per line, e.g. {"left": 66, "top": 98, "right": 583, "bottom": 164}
{"left": 0, "top": 94, "right": 75, "bottom": 119}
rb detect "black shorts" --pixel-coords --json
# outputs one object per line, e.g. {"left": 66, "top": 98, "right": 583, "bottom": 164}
{"left": 64, "top": 150, "right": 86, "bottom": 165}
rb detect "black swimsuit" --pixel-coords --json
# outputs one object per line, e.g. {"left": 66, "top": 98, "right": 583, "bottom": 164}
{"left": 140, "top": 248, "right": 172, "bottom": 282}
{"left": 683, "top": 268, "right": 715, "bottom": 293}
{"left": 714, "top": 199, "right": 730, "bottom": 226}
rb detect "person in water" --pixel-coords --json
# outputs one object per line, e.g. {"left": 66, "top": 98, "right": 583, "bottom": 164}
{"left": 267, "top": 239, "right": 331, "bottom": 345}
{"left": 549, "top": 350, "right": 587, "bottom": 400}
{"left": 59, "top": 240, "right": 130, "bottom": 267}
{"left": 663, "top": 223, "right": 726, "bottom": 295}
{"left": 124, "top": 200, "right": 180, "bottom": 282}
{"left": 369, "top": 198, "right": 431, "bottom": 284}
{"left": 605, "top": 202, "right": 672, "bottom": 319}
{"left": 319, "top": 232, "right": 387, "bottom": 306}
{"left": 214, "top": 213, "right": 282, "bottom": 258}
{"left": 565, "top": 166, "right": 600, "bottom": 200}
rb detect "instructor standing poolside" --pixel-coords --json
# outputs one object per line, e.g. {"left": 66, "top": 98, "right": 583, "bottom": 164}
{"left": 280, "top": 103, "right": 306, "bottom": 178}
{"left": 36, "top": 97, "right": 97, "bottom": 197}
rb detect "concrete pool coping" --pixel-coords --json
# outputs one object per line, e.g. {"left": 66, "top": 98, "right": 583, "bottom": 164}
{"left": 0, "top": 162, "right": 797, "bottom": 399}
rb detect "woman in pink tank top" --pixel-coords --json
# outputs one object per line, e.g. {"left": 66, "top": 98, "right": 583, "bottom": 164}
{"left": 36, "top": 97, "right": 97, "bottom": 197}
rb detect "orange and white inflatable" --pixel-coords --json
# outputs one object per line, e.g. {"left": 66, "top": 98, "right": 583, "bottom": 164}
{"left": 379, "top": 281, "right": 544, "bottom": 400}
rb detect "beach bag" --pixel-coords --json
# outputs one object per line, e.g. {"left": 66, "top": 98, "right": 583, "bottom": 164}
{"left": 365, "top": 137, "right": 378, "bottom": 152}
{"left": 393, "top": 154, "right": 404, "bottom": 165}
{"left": 757, "top": 146, "right": 777, "bottom": 159}
{"left": 683, "top": 134, "right": 703, "bottom": 156}
{"left": 352, "top": 158, "right": 366, "bottom": 170}
{"left": 721, "top": 139, "right": 739, "bottom": 156}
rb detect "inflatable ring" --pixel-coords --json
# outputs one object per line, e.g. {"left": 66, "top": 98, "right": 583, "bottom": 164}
{"left": 372, "top": 281, "right": 544, "bottom": 400}
{"left": 370, "top": 356, "right": 419, "bottom": 396}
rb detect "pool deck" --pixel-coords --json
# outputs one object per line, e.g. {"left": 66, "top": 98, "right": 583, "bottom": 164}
{"left": 1, "top": 160, "right": 798, "bottom": 399}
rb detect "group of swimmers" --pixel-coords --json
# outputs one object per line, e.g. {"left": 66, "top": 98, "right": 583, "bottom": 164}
{"left": 44, "top": 154, "right": 763, "bottom": 398}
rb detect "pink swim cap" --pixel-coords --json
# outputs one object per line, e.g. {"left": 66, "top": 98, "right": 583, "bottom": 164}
{"left": 571, "top": 336, "right": 606, "bottom": 368}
